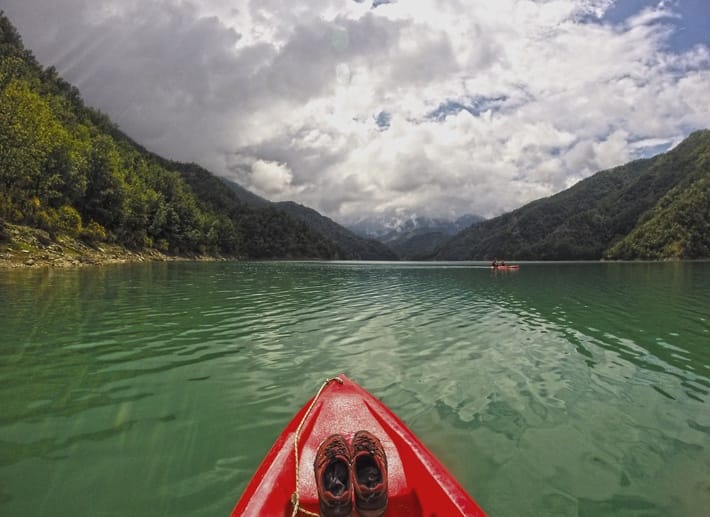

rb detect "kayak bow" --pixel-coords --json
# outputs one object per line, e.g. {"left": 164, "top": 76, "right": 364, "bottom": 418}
{"left": 232, "top": 375, "right": 487, "bottom": 516}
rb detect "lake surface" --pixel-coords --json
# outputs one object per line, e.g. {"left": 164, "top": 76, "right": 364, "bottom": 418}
{"left": 0, "top": 261, "right": 708, "bottom": 516}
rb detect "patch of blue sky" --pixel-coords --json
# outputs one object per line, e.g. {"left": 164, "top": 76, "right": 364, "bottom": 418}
{"left": 427, "top": 95, "right": 509, "bottom": 121}
{"left": 629, "top": 138, "right": 676, "bottom": 159}
{"left": 351, "top": 0, "right": 395, "bottom": 9}
{"left": 375, "top": 110, "right": 391, "bottom": 130}
{"left": 601, "top": 0, "right": 710, "bottom": 52}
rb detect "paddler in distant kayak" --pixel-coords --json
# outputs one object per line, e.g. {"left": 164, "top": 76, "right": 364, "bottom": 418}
{"left": 491, "top": 258, "right": 498, "bottom": 267}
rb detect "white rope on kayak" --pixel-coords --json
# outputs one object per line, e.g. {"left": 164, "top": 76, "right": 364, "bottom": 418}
{"left": 290, "top": 376, "right": 344, "bottom": 517}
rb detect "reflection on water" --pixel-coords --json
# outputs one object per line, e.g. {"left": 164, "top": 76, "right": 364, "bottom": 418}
{"left": 0, "top": 261, "right": 708, "bottom": 516}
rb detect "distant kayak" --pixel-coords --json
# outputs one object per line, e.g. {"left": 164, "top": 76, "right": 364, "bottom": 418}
{"left": 231, "top": 375, "right": 487, "bottom": 516}
{"left": 492, "top": 264, "right": 520, "bottom": 270}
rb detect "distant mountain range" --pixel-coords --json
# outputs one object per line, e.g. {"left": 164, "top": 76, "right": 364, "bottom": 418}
{"left": 348, "top": 213, "right": 483, "bottom": 239}
{"left": 347, "top": 214, "right": 485, "bottom": 259}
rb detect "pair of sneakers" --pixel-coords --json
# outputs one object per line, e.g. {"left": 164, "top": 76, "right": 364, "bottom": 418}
{"left": 313, "top": 430, "right": 388, "bottom": 517}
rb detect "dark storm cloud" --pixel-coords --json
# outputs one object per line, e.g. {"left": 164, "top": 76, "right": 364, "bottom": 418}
{"left": 2, "top": 0, "right": 407, "bottom": 162}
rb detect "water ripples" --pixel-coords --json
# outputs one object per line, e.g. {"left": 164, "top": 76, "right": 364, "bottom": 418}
{"left": 1, "top": 261, "right": 709, "bottom": 516}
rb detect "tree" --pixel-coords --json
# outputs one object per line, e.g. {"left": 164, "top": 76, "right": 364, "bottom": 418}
{"left": 0, "top": 79, "right": 63, "bottom": 220}
{"left": 80, "top": 134, "right": 126, "bottom": 231}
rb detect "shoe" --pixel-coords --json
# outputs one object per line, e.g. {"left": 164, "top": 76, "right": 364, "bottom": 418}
{"left": 351, "top": 430, "right": 388, "bottom": 517}
{"left": 314, "top": 434, "right": 353, "bottom": 517}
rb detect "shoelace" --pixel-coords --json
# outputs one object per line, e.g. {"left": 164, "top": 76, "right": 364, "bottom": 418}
{"left": 316, "top": 439, "right": 350, "bottom": 470}
{"left": 352, "top": 436, "right": 386, "bottom": 465}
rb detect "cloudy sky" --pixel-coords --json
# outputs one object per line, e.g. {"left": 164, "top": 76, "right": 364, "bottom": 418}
{"left": 2, "top": 0, "right": 709, "bottom": 223}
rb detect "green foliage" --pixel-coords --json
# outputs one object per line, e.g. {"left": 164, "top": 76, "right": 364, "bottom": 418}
{"left": 57, "top": 205, "right": 82, "bottom": 236}
{"left": 168, "top": 161, "right": 341, "bottom": 258}
{"left": 0, "top": 80, "right": 65, "bottom": 217}
{"left": 0, "top": 14, "right": 39, "bottom": 89}
{"left": 80, "top": 135, "right": 126, "bottom": 229}
{"left": 606, "top": 175, "right": 710, "bottom": 259}
{"left": 81, "top": 221, "right": 108, "bottom": 244}
{"left": 31, "top": 203, "right": 82, "bottom": 236}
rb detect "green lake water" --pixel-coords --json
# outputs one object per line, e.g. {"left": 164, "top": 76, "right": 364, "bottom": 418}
{"left": 0, "top": 261, "right": 709, "bottom": 516}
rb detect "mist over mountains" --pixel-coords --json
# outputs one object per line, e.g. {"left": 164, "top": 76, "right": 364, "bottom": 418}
{"left": 346, "top": 213, "right": 485, "bottom": 259}
{"left": 347, "top": 213, "right": 484, "bottom": 240}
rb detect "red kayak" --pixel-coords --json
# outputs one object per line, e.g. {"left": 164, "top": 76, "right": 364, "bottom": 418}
{"left": 232, "top": 375, "right": 487, "bottom": 516}
{"left": 492, "top": 264, "right": 519, "bottom": 270}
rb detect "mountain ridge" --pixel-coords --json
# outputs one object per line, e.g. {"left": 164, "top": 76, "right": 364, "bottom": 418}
{"left": 273, "top": 201, "right": 398, "bottom": 260}
{"left": 433, "top": 130, "right": 710, "bottom": 260}
{"left": 220, "top": 178, "right": 398, "bottom": 260}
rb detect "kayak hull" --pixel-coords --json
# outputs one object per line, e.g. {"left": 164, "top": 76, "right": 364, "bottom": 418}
{"left": 232, "top": 375, "right": 487, "bottom": 516}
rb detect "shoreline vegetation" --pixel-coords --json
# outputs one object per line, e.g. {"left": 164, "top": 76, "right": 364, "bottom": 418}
{"left": 2, "top": 221, "right": 701, "bottom": 270}
{"left": 0, "top": 222, "right": 227, "bottom": 269}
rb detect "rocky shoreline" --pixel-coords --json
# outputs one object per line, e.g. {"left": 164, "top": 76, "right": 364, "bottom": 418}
{"left": 0, "top": 223, "right": 224, "bottom": 269}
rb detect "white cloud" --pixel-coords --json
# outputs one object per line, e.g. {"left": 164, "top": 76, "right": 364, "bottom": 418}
{"left": 2, "top": 0, "right": 710, "bottom": 222}
{"left": 249, "top": 159, "right": 295, "bottom": 197}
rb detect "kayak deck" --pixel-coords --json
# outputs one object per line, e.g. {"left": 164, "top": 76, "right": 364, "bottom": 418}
{"left": 232, "top": 375, "right": 487, "bottom": 516}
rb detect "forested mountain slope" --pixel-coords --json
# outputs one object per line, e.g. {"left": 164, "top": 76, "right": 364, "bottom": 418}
{"left": 273, "top": 202, "right": 398, "bottom": 260}
{"left": 434, "top": 130, "right": 710, "bottom": 260}
{"left": 0, "top": 13, "right": 344, "bottom": 260}
{"left": 220, "top": 177, "right": 271, "bottom": 209}
{"left": 606, "top": 170, "right": 709, "bottom": 259}
{"left": 220, "top": 178, "right": 398, "bottom": 260}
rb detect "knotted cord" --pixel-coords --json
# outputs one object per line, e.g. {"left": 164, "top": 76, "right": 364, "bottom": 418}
{"left": 290, "top": 376, "right": 344, "bottom": 517}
